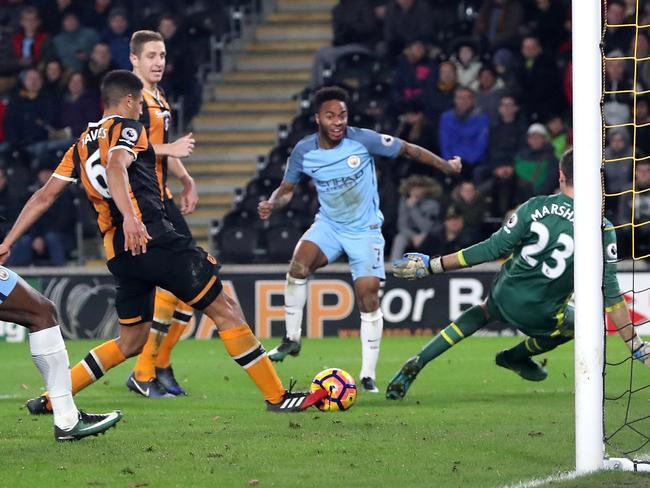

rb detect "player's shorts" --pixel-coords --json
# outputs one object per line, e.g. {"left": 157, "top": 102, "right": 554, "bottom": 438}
{"left": 0, "top": 266, "right": 19, "bottom": 305}
{"left": 301, "top": 218, "right": 385, "bottom": 281}
{"left": 107, "top": 231, "right": 222, "bottom": 326}
{"left": 486, "top": 295, "right": 574, "bottom": 339}
{"left": 164, "top": 197, "right": 195, "bottom": 245}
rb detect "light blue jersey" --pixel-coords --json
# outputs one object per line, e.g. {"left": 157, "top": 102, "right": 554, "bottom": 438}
{"left": 284, "top": 127, "right": 402, "bottom": 280}
{"left": 284, "top": 127, "right": 402, "bottom": 230}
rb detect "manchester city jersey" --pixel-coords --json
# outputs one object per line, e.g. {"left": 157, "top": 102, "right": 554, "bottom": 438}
{"left": 284, "top": 127, "right": 402, "bottom": 229}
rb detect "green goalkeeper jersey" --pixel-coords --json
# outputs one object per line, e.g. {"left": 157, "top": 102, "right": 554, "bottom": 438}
{"left": 458, "top": 192, "right": 624, "bottom": 335}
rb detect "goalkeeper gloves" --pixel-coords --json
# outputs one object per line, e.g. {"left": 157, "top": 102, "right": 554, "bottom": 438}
{"left": 630, "top": 336, "right": 650, "bottom": 367}
{"left": 392, "top": 253, "right": 444, "bottom": 280}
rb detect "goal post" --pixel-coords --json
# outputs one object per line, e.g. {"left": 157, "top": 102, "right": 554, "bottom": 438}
{"left": 572, "top": 0, "right": 605, "bottom": 474}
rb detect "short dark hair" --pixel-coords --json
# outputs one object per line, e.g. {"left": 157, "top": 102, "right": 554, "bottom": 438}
{"left": 100, "top": 70, "right": 143, "bottom": 107}
{"left": 559, "top": 148, "right": 573, "bottom": 185}
{"left": 130, "top": 30, "right": 164, "bottom": 56}
{"left": 314, "top": 86, "right": 349, "bottom": 112}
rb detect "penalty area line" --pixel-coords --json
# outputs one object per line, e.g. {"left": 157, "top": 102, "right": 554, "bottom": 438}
{"left": 503, "top": 470, "right": 580, "bottom": 488}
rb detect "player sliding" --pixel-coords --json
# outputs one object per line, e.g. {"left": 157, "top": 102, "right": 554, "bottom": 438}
{"left": 386, "top": 149, "right": 650, "bottom": 400}
{"left": 259, "top": 86, "right": 461, "bottom": 393}
{"left": 0, "top": 260, "right": 121, "bottom": 440}
{"left": 0, "top": 70, "right": 326, "bottom": 415}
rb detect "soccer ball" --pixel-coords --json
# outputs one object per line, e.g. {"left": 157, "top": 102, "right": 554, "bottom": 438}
{"left": 310, "top": 368, "right": 357, "bottom": 411}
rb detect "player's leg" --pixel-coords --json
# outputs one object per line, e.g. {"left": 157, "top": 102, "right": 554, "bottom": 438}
{"left": 154, "top": 300, "right": 193, "bottom": 395}
{"left": 268, "top": 220, "right": 340, "bottom": 362}
{"left": 386, "top": 303, "right": 490, "bottom": 400}
{"left": 129, "top": 287, "right": 177, "bottom": 393}
{"left": 0, "top": 270, "right": 121, "bottom": 440}
{"left": 159, "top": 237, "right": 327, "bottom": 412}
{"left": 345, "top": 226, "right": 386, "bottom": 392}
{"left": 496, "top": 306, "right": 574, "bottom": 381}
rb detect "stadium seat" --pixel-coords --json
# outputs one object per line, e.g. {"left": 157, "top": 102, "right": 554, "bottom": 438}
{"left": 264, "top": 225, "right": 303, "bottom": 262}
{"left": 215, "top": 225, "right": 259, "bottom": 263}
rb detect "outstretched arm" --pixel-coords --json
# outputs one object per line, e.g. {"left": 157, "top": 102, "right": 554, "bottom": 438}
{"left": 0, "top": 176, "right": 70, "bottom": 264}
{"left": 257, "top": 180, "right": 297, "bottom": 220}
{"left": 399, "top": 140, "right": 462, "bottom": 175}
{"left": 106, "top": 148, "right": 152, "bottom": 255}
{"left": 167, "top": 156, "right": 198, "bottom": 214}
{"left": 152, "top": 132, "right": 195, "bottom": 158}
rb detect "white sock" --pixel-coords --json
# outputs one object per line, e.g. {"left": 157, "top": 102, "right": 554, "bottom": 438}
{"left": 360, "top": 309, "right": 383, "bottom": 380}
{"left": 29, "top": 326, "right": 79, "bottom": 430}
{"left": 284, "top": 274, "right": 307, "bottom": 342}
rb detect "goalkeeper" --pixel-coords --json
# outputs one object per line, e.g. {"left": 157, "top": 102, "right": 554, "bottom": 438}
{"left": 387, "top": 148, "right": 649, "bottom": 400}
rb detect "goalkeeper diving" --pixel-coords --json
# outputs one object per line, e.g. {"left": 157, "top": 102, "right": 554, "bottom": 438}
{"left": 386, "top": 148, "right": 650, "bottom": 400}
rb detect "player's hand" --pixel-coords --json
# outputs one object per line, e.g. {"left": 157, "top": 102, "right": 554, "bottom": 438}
{"left": 446, "top": 156, "right": 462, "bottom": 175}
{"left": 180, "top": 178, "right": 199, "bottom": 215}
{"left": 632, "top": 341, "right": 650, "bottom": 367}
{"left": 169, "top": 133, "right": 195, "bottom": 158}
{"left": 393, "top": 253, "right": 431, "bottom": 279}
{"left": 123, "top": 216, "right": 152, "bottom": 256}
{"left": 257, "top": 200, "right": 274, "bottom": 220}
{"left": 0, "top": 242, "right": 11, "bottom": 265}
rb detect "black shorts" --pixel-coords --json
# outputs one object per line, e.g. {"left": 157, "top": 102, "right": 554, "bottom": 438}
{"left": 107, "top": 231, "right": 222, "bottom": 326}
{"left": 164, "top": 197, "right": 195, "bottom": 244}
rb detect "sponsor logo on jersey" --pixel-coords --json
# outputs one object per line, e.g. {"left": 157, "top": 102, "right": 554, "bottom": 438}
{"left": 381, "top": 134, "right": 395, "bottom": 146}
{"left": 347, "top": 155, "right": 361, "bottom": 168}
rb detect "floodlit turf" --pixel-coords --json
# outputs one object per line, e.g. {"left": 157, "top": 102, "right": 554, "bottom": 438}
{"left": 1, "top": 336, "right": 649, "bottom": 488}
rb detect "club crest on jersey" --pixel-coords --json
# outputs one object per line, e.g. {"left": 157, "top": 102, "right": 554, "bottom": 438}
{"left": 0, "top": 268, "right": 8, "bottom": 281}
{"left": 347, "top": 155, "right": 361, "bottom": 168}
{"left": 121, "top": 127, "right": 138, "bottom": 142}
{"left": 506, "top": 213, "right": 518, "bottom": 228}
{"left": 381, "top": 134, "right": 395, "bottom": 146}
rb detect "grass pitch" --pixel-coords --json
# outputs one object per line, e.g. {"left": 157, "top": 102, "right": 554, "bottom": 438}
{"left": 1, "top": 336, "right": 649, "bottom": 488}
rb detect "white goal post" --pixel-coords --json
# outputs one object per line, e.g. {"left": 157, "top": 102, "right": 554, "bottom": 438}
{"left": 573, "top": 0, "right": 650, "bottom": 474}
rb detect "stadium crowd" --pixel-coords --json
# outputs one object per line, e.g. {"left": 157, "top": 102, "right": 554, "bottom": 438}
{"left": 0, "top": 0, "right": 218, "bottom": 265}
{"left": 0, "top": 0, "right": 647, "bottom": 264}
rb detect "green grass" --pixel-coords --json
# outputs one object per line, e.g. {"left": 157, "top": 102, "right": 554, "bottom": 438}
{"left": 0, "top": 337, "right": 649, "bottom": 488}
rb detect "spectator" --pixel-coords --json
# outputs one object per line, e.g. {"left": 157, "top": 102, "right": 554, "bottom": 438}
{"left": 42, "top": 58, "right": 66, "bottom": 99}
{"left": 389, "top": 174, "right": 443, "bottom": 261}
{"left": 310, "top": 0, "right": 382, "bottom": 88}
{"left": 471, "top": 65, "right": 507, "bottom": 124}
{"left": 604, "top": 130, "right": 633, "bottom": 196}
{"left": 477, "top": 159, "right": 533, "bottom": 228}
{"left": 0, "top": 23, "right": 20, "bottom": 93}
{"left": 52, "top": 9, "right": 99, "bottom": 71}
{"left": 616, "top": 160, "right": 650, "bottom": 259}
{"left": 473, "top": 0, "right": 524, "bottom": 53}
{"left": 425, "top": 60, "right": 458, "bottom": 121}
{"left": 450, "top": 180, "right": 487, "bottom": 236}
{"left": 391, "top": 38, "right": 437, "bottom": 115}
{"left": 158, "top": 14, "right": 202, "bottom": 128}
{"left": 395, "top": 101, "right": 438, "bottom": 154}
{"left": 82, "top": 41, "right": 117, "bottom": 95}
{"left": 383, "top": 0, "right": 435, "bottom": 60}
{"left": 82, "top": 0, "right": 114, "bottom": 32}
{"left": 7, "top": 167, "right": 76, "bottom": 266}
{"left": 514, "top": 123, "right": 558, "bottom": 195}
{"left": 12, "top": 6, "right": 50, "bottom": 68}
{"left": 604, "top": 50, "right": 638, "bottom": 127}
{"left": 0, "top": 167, "right": 27, "bottom": 240}
{"left": 606, "top": 0, "right": 634, "bottom": 54}
{"left": 524, "top": 0, "right": 567, "bottom": 57}
{"left": 545, "top": 114, "right": 568, "bottom": 160}
{"left": 100, "top": 7, "right": 131, "bottom": 70}
{"left": 451, "top": 42, "right": 481, "bottom": 88}
{"left": 3, "top": 68, "right": 57, "bottom": 154}
{"left": 633, "top": 32, "right": 650, "bottom": 89}
{"left": 633, "top": 96, "right": 650, "bottom": 158}
{"left": 38, "top": 0, "right": 74, "bottom": 35}
{"left": 511, "top": 35, "right": 565, "bottom": 121}
{"left": 438, "top": 86, "right": 490, "bottom": 181}
{"left": 58, "top": 71, "right": 101, "bottom": 137}
{"left": 418, "top": 205, "right": 475, "bottom": 256}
